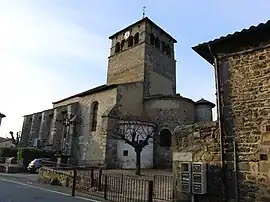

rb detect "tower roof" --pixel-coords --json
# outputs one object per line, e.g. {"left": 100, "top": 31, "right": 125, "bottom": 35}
{"left": 109, "top": 17, "right": 177, "bottom": 43}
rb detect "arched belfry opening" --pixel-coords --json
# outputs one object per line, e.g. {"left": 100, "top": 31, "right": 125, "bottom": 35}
{"left": 134, "top": 32, "right": 139, "bottom": 44}
{"left": 150, "top": 33, "right": 155, "bottom": 45}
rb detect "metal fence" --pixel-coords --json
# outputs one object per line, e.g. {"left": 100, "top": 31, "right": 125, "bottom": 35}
{"left": 40, "top": 165, "right": 173, "bottom": 201}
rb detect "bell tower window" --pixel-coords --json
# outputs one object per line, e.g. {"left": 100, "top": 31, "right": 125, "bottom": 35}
{"left": 121, "top": 40, "right": 125, "bottom": 51}
{"left": 154, "top": 37, "right": 160, "bottom": 49}
{"left": 134, "top": 32, "right": 139, "bottom": 44}
{"left": 150, "top": 33, "right": 155, "bottom": 45}
{"left": 115, "top": 42, "right": 120, "bottom": 53}
{"left": 128, "top": 36, "right": 134, "bottom": 47}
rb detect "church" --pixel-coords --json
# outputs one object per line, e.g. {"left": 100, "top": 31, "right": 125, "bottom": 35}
{"left": 20, "top": 17, "right": 214, "bottom": 169}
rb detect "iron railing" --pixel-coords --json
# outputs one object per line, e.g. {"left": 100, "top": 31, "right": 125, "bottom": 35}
{"left": 40, "top": 166, "right": 173, "bottom": 201}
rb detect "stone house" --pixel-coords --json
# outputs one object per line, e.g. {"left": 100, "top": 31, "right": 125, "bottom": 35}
{"left": 20, "top": 17, "right": 214, "bottom": 169}
{"left": 0, "top": 113, "right": 6, "bottom": 127}
{"left": 0, "top": 137, "right": 15, "bottom": 148}
{"left": 173, "top": 21, "right": 270, "bottom": 201}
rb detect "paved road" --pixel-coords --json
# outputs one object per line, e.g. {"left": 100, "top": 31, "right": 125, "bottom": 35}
{"left": 0, "top": 174, "right": 101, "bottom": 202}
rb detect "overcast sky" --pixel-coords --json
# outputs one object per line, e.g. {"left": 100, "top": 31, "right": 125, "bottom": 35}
{"left": 0, "top": 0, "right": 269, "bottom": 137}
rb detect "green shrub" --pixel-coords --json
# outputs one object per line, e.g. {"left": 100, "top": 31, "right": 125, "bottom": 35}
{"left": 0, "top": 148, "right": 18, "bottom": 158}
{"left": 17, "top": 148, "right": 56, "bottom": 167}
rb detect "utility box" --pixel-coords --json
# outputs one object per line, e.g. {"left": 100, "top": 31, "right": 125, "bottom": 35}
{"left": 179, "top": 162, "right": 192, "bottom": 193}
{"left": 192, "top": 162, "right": 207, "bottom": 194}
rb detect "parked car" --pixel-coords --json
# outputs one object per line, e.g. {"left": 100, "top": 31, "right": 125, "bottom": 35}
{"left": 27, "top": 158, "right": 50, "bottom": 173}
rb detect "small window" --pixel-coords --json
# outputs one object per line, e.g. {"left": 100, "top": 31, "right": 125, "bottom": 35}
{"left": 123, "top": 150, "right": 128, "bottom": 156}
{"left": 115, "top": 42, "right": 120, "bottom": 53}
{"left": 134, "top": 32, "right": 139, "bottom": 44}
{"left": 260, "top": 154, "right": 268, "bottom": 161}
{"left": 128, "top": 36, "right": 134, "bottom": 47}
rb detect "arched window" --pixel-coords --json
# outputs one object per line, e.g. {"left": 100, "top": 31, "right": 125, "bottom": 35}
{"left": 134, "top": 32, "right": 139, "bottom": 44}
{"left": 155, "top": 37, "right": 160, "bottom": 49}
{"left": 159, "top": 128, "right": 171, "bottom": 147}
{"left": 115, "top": 42, "right": 120, "bottom": 53}
{"left": 150, "top": 33, "right": 155, "bottom": 45}
{"left": 91, "top": 101, "right": 99, "bottom": 131}
{"left": 128, "top": 36, "right": 134, "bottom": 47}
{"left": 121, "top": 40, "right": 125, "bottom": 51}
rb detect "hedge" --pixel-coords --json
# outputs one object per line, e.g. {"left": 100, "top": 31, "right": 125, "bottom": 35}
{"left": 17, "top": 148, "right": 56, "bottom": 167}
{"left": 0, "top": 148, "right": 18, "bottom": 159}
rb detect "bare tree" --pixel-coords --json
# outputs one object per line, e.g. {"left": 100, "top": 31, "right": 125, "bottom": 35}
{"left": 8, "top": 131, "right": 21, "bottom": 147}
{"left": 111, "top": 115, "right": 156, "bottom": 175}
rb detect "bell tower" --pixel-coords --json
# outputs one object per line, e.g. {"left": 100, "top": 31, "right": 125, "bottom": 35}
{"left": 107, "top": 17, "right": 177, "bottom": 96}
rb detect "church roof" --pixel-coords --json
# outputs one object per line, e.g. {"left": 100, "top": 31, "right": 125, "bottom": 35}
{"left": 195, "top": 98, "right": 215, "bottom": 108}
{"left": 0, "top": 113, "right": 6, "bottom": 118}
{"left": 53, "top": 84, "right": 117, "bottom": 104}
{"left": 109, "top": 17, "right": 177, "bottom": 43}
{"left": 192, "top": 20, "right": 270, "bottom": 64}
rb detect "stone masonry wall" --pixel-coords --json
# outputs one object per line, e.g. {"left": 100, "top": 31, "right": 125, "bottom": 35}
{"left": 217, "top": 46, "right": 270, "bottom": 201}
{"left": 107, "top": 43, "right": 145, "bottom": 85}
{"left": 144, "top": 96, "right": 196, "bottom": 169}
{"left": 144, "top": 43, "right": 176, "bottom": 96}
{"left": 77, "top": 87, "right": 118, "bottom": 165}
{"left": 172, "top": 122, "right": 223, "bottom": 202}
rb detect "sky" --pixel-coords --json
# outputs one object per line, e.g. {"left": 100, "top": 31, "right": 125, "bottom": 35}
{"left": 0, "top": 0, "right": 269, "bottom": 137}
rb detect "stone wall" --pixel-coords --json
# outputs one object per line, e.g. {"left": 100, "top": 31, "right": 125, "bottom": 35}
{"left": 143, "top": 95, "right": 195, "bottom": 169}
{"left": 107, "top": 42, "right": 145, "bottom": 85}
{"left": 144, "top": 43, "right": 176, "bottom": 96}
{"left": 77, "top": 87, "right": 118, "bottom": 165}
{"left": 172, "top": 121, "right": 223, "bottom": 202}
{"left": 216, "top": 45, "right": 270, "bottom": 201}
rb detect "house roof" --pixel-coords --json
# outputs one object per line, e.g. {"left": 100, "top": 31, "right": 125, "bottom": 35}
{"left": 195, "top": 98, "right": 215, "bottom": 108}
{"left": 0, "top": 137, "right": 11, "bottom": 143}
{"left": 109, "top": 17, "right": 177, "bottom": 43}
{"left": 53, "top": 84, "right": 118, "bottom": 105}
{"left": 192, "top": 20, "right": 270, "bottom": 64}
{"left": 0, "top": 113, "right": 6, "bottom": 118}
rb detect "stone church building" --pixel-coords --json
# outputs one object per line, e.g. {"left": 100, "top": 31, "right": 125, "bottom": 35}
{"left": 20, "top": 17, "right": 214, "bottom": 169}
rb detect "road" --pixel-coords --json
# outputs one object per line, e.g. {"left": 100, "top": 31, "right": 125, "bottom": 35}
{"left": 0, "top": 173, "right": 102, "bottom": 202}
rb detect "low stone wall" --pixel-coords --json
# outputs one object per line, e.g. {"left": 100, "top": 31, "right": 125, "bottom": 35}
{"left": 172, "top": 121, "right": 223, "bottom": 202}
{"left": 39, "top": 167, "right": 73, "bottom": 187}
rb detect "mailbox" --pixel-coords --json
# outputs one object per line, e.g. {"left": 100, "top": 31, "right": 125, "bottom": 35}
{"left": 179, "top": 162, "right": 192, "bottom": 193}
{"left": 192, "top": 162, "right": 207, "bottom": 194}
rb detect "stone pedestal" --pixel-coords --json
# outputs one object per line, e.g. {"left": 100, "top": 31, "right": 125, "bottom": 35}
{"left": 56, "top": 155, "right": 71, "bottom": 167}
